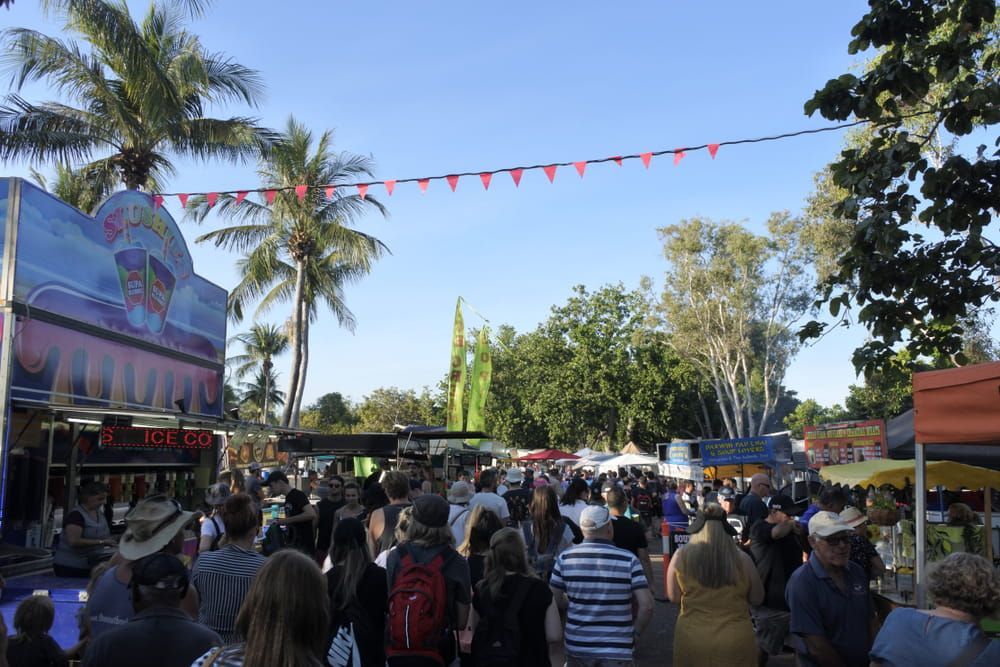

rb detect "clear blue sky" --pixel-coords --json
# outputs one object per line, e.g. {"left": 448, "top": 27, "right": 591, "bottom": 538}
{"left": 5, "top": 1, "right": 879, "bottom": 413}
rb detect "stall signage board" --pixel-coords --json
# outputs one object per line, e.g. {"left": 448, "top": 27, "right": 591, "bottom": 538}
{"left": 803, "top": 419, "right": 886, "bottom": 469}
{"left": 101, "top": 425, "right": 216, "bottom": 450}
{"left": 700, "top": 435, "right": 787, "bottom": 466}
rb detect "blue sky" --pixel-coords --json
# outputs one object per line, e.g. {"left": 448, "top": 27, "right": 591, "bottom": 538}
{"left": 5, "top": 1, "right": 881, "bottom": 413}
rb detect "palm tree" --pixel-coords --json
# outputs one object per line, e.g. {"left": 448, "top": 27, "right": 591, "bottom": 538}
{"left": 228, "top": 322, "right": 289, "bottom": 425}
{"left": 191, "top": 117, "right": 388, "bottom": 427}
{"left": 29, "top": 162, "right": 115, "bottom": 213}
{"left": 240, "top": 367, "right": 285, "bottom": 424}
{"left": 0, "top": 0, "right": 275, "bottom": 190}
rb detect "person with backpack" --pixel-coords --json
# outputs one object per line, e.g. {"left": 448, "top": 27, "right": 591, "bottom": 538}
{"left": 447, "top": 481, "right": 474, "bottom": 546}
{"left": 501, "top": 468, "right": 532, "bottom": 527}
{"left": 326, "top": 518, "right": 387, "bottom": 667}
{"left": 471, "top": 528, "right": 563, "bottom": 667}
{"left": 630, "top": 475, "right": 655, "bottom": 539}
{"left": 199, "top": 483, "right": 231, "bottom": 554}
{"left": 522, "top": 486, "right": 575, "bottom": 583}
{"left": 367, "top": 471, "right": 412, "bottom": 560}
{"left": 386, "top": 493, "right": 471, "bottom": 667}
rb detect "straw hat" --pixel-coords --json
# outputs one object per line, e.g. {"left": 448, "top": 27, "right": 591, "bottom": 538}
{"left": 119, "top": 495, "right": 197, "bottom": 561}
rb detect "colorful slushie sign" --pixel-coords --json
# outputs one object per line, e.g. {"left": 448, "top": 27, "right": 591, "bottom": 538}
{"left": 803, "top": 419, "right": 886, "bottom": 469}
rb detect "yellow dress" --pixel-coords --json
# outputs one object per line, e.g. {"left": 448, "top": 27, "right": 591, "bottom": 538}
{"left": 673, "top": 555, "right": 757, "bottom": 667}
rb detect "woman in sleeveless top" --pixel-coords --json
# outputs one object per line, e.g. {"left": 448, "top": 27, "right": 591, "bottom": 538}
{"left": 666, "top": 504, "right": 763, "bottom": 667}
{"left": 54, "top": 481, "right": 115, "bottom": 578}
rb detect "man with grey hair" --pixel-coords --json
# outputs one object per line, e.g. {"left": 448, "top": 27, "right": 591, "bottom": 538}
{"left": 550, "top": 505, "right": 654, "bottom": 666}
{"left": 739, "top": 473, "right": 772, "bottom": 539}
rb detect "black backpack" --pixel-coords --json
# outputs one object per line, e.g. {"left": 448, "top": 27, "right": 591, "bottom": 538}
{"left": 471, "top": 577, "right": 532, "bottom": 667}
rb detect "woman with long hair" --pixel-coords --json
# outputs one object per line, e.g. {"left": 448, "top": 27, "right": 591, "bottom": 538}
{"left": 523, "top": 487, "right": 575, "bottom": 582}
{"left": 458, "top": 505, "right": 505, "bottom": 589}
{"left": 326, "top": 518, "right": 387, "bottom": 667}
{"left": 191, "top": 550, "right": 329, "bottom": 667}
{"left": 666, "top": 503, "right": 763, "bottom": 667}
{"left": 471, "top": 528, "right": 562, "bottom": 667}
{"left": 558, "top": 478, "right": 590, "bottom": 525}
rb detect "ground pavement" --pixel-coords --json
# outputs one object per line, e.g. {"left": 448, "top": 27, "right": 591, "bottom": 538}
{"left": 635, "top": 533, "right": 796, "bottom": 666}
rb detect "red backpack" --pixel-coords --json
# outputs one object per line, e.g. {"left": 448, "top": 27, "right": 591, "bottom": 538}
{"left": 387, "top": 546, "right": 450, "bottom": 663}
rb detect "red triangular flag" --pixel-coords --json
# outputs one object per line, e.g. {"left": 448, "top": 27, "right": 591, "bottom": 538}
{"left": 707, "top": 143, "right": 720, "bottom": 159}
{"left": 325, "top": 186, "right": 335, "bottom": 199}
{"left": 446, "top": 175, "right": 459, "bottom": 192}
{"left": 264, "top": 190, "right": 277, "bottom": 205}
{"left": 152, "top": 195, "right": 163, "bottom": 209}
{"left": 612, "top": 156, "right": 623, "bottom": 166}
{"left": 295, "top": 184, "right": 308, "bottom": 200}
{"left": 640, "top": 153, "right": 652, "bottom": 168}
{"left": 177, "top": 193, "right": 189, "bottom": 208}
{"left": 385, "top": 180, "right": 396, "bottom": 196}
{"left": 510, "top": 169, "right": 523, "bottom": 187}
{"left": 674, "top": 150, "right": 686, "bottom": 166}
{"left": 480, "top": 173, "right": 492, "bottom": 190}
{"left": 357, "top": 184, "right": 368, "bottom": 200}
{"left": 206, "top": 192, "right": 218, "bottom": 207}
{"left": 234, "top": 191, "right": 248, "bottom": 204}
{"left": 574, "top": 161, "right": 587, "bottom": 177}
{"left": 543, "top": 165, "right": 557, "bottom": 183}
{"left": 418, "top": 179, "right": 429, "bottom": 193}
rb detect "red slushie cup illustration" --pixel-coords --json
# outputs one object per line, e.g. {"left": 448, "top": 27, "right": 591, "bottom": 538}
{"left": 114, "top": 247, "right": 148, "bottom": 327}
{"left": 146, "top": 253, "right": 176, "bottom": 334}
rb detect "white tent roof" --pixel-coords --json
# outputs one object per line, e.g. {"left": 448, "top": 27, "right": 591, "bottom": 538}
{"left": 596, "top": 453, "right": 659, "bottom": 472}
{"left": 574, "top": 447, "right": 595, "bottom": 458}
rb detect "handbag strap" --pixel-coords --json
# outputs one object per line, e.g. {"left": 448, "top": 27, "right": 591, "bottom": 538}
{"left": 946, "top": 633, "right": 992, "bottom": 667}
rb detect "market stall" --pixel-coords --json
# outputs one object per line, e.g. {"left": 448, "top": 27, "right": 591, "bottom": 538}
{"left": 595, "top": 452, "right": 659, "bottom": 473}
{"left": 698, "top": 433, "right": 792, "bottom": 489}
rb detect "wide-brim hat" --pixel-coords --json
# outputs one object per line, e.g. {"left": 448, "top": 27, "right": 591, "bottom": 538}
{"left": 119, "top": 495, "right": 197, "bottom": 561}
{"left": 447, "top": 481, "right": 473, "bottom": 504}
{"left": 505, "top": 467, "right": 524, "bottom": 484}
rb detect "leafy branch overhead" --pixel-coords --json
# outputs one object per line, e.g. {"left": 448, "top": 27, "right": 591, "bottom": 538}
{"left": 800, "top": 0, "right": 999, "bottom": 376}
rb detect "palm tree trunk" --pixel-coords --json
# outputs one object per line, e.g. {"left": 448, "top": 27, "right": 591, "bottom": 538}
{"left": 282, "top": 260, "right": 307, "bottom": 427}
{"left": 291, "top": 301, "right": 309, "bottom": 426}
{"left": 262, "top": 358, "right": 271, "bottom": 424}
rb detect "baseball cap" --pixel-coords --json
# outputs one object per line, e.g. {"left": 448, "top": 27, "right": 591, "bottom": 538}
{"left": 718, "top": 487, "right": 736, "bottom": 500}
{"left": 248, "top": 462, "right": 262, "bottom": 472}
{"left": 262, "top": 471, "right": 288, "bottom": 486}
{"left": 808, "top": 510, "right": 853, "bottom": 538}
{"left": 688, "top": 509, "right": 738, "bottom": 536}
{"left": 505, "top": 467, "right": 524, "bottom": 484}
{"left": 412, "top": 494, "right": 449, "bottom": 528}
{"left": 839, "top": 506, "right": 868, "bottom": 528}
{"left": 579, "top": 505, "right": 612, "bottom": 531}
{"left": 768, "top": 494, "right": 796, "bottom": 514}
{"left": 132, "top": 552, "right": 189, "bottom": 591}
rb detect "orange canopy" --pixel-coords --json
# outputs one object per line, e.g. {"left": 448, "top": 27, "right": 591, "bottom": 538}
{"left": 912, "top": 361, "right": 1000, "bottom": 445}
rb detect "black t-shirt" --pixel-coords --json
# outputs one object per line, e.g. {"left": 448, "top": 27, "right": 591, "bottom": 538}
{"left": 610, "top": 515, "right": 648, "bottom": 556}
{"left": 749, "top": 519, "right": 804, "bottom": 610}
{"left": 7, "top": 634, "right": 68, "bottom": 667}
{"left": 284, "top": 488, "right": 315, "bottom": 552}
{"left": 468, "top": 553, "right": 486, "bottom": 591}
{"left": 503, "top": 488, "right": 532, "bottom": 524}
{"left": 472, "top": 574, "right": 553, "bottom": 667}
{"left": 327, "top": 561, "right": 388, "bottom": 667}
{"left": 316, "top": 498, "right": 343, "bottom": 554}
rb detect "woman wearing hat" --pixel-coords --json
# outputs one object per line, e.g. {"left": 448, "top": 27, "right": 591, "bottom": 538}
{"left": 840, "top": 506, "right": 885, "bottom": 580}
{"left": 86, "top": 495, "right": 200, "bottom": 640}
{"left": 666, "top": 503, "right": 764, "bottom": 667}
{"left": 198, "top": 483, "right": 231, "bottom": 554}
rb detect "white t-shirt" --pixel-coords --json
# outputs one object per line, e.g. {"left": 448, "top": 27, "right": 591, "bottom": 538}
{"left": 200, "top": 514, "right": 226, "bottom": 542}
{"left": 496, "top": 484, "right": 509, "bottom": 496}
{"left": 559, "top": 500, "right": 588, "bottom": 526}
{"left": 448, "top": 503, "right": 472, "bottom": 546}
{"left": 469, "top": 492, "right": 510, "bottom": 520}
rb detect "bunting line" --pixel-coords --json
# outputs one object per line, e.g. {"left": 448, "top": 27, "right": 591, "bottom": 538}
{"left": 152, "top": 115, "right": 932, "bottom": 206}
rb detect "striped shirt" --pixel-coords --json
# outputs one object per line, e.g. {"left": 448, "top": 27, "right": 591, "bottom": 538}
{"left": 550, "top": 538, "right": 648, "bottom": 661}
{"left": 192, "top": 545, "right": 265, "bottom": 643}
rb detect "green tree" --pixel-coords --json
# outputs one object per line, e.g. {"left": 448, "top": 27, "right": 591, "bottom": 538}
{"left": 784, "top": 399, "right": 850, "bottom": 438}
{"left": 29, "top": 162, "right": 115, "bottom": 213}
{"left": 657, "top": 214, "right": 813, "bottom": 438}
{"left": 0, "top": 0, "right": 274, "bottom": 190}
{"left": 842, "top": 350, "right": 932, "bottom": 422}
{"left": 354, "top": 387, "right": 441, "bottom": 433}
{"left": 239, "top": 367, "right": 285, "bottom": 424}
{"left": 227, "top": 322, "right": 288, "bottom": 425}
{"left": 192, "top": 117, "right": 388, "bottom": 427}
{"left": 800, "top": 0, "right": 999, "bottom": 375}
{"left": 299, "top": 392, "right": 356, "bottom": 433}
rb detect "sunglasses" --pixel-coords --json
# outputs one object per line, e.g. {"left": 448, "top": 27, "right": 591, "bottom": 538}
{"left": 820, "top": 534, "right": 852, "bottom": 547}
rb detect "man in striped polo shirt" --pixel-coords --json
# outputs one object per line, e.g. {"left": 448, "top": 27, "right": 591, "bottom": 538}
{"left": 550, "top": 504, "right": 654, "bottom": 666}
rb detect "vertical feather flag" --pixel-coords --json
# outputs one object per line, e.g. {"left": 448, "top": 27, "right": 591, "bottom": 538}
{"left": 445, "top": 298, "right": 467, "bottom": 432}
{"left": 465, "top": 327, "right": 492, "bottom": 448}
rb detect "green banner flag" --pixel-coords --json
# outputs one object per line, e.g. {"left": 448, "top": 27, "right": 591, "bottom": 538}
{"left": 445, "top": 298, "right": 467, "bottom": 431}
{"left": 353, "top": 456, "right": 376, "bottom": 479}
{"left": 466, "top": 327, "right": 492, "bottom": 447}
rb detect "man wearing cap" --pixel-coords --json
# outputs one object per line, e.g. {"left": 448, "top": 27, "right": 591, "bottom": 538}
{"left": 786, "top": 511, "right": 874, "bottom": 667}
{"left": 87, "top": 495, "right": 201, "bottom": 640}
{"left": 749, "top": 494, "right": 805, "bottom": 664}
{"left": 262, "top": 470, "right": 316, "bottom": 554}
{"left": 550, "top": 504, "right": 654, "bottom": 666}
{"left": 446, "top": 480, "right": 473, "bottom": 546}
{"left": 82, "top": 553, "right": 221, "bottom": 667}
{"left": 502, "top": 467, "right": 532, "bottom": 526}
{"left": 468, "top": 468, "right": 510, "bottom": 521}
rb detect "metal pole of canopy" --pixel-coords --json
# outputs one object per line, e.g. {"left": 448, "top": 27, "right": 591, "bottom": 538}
{"left": 915, "top": 442, "right": 927, "bottom": 609}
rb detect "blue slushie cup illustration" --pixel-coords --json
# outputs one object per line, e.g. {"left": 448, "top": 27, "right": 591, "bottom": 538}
{"left": 114, "top": 247, "right": 148, "bottom": 327}
{"left": 146, "top": 253, "right": 176, "bottom": 334}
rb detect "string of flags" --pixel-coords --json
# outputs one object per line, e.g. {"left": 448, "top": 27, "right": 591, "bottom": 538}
{"left": 151, "top": 117, "right": 882, "bottom": 209}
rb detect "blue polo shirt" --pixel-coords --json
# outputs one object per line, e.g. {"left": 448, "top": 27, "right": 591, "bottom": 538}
{"left": 786, "top": 552, "right": 872, "bottom": 667}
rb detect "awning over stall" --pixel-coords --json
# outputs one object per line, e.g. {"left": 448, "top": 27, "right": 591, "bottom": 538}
{"left": 820, "top": 459, "right": 1000, "bottom": 490}
{"left": 913, "top": 361, "right": 1000, "bottom": 446}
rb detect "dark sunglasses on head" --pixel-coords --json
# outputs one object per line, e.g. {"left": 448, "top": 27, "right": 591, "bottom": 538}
{"left": 820, "top": 534, "right": 852, "bottom": 547}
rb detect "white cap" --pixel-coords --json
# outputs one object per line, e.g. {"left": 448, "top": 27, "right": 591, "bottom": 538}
{"left": 580, "top": 505, "right": 612, "bottom": 531}
{"left": 808, "top": 510, "right": 853, "bottom": 537}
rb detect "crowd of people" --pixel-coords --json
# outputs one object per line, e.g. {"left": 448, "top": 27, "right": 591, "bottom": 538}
{"left": 3, "top": 464, "right": 999, "bottom": 667}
